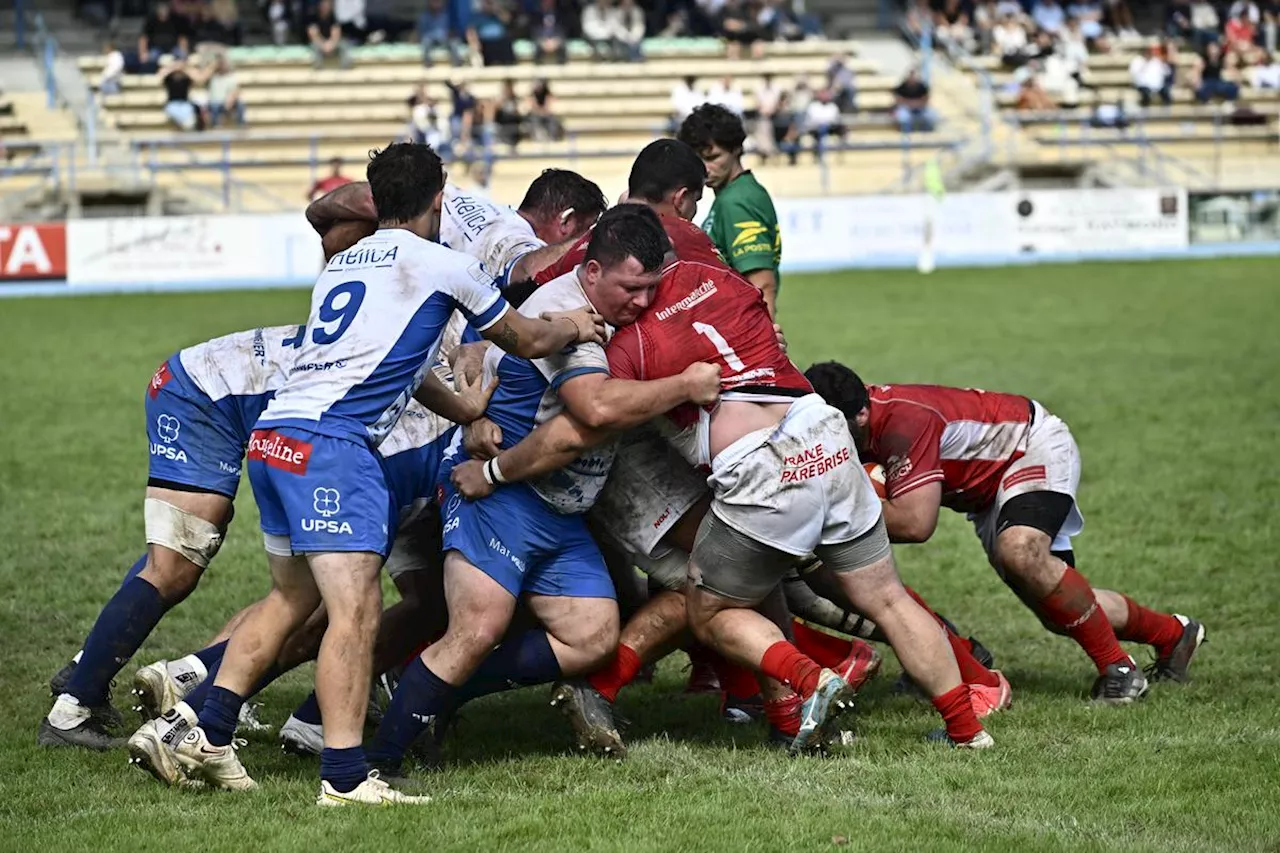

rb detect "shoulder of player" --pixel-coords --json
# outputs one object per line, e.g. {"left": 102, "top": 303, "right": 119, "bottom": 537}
{"left": 517, "top": 270, "right": 589, "bottom": 317}
{"left": 871, "top": 385, "right": 948, "bottom": 425}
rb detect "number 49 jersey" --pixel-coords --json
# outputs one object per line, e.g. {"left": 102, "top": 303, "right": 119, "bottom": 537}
{"left": 606, "top": 260, "right": 810, "bottom": 466}
{"left": 259, "top": 228, "right": 510, "bottom": 447}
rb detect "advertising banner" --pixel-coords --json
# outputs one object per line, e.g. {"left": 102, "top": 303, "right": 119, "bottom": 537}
{"left": 0, "top": 223, "right": 67, "bottom": 280}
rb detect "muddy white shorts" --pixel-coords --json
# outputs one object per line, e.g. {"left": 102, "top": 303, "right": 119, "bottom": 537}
{"left": 970, "top": 401, "right": 1085, "bottom": 559}
{"left": 383, "top": 502, "right": 443, "bottom": 580}
{"left": 590, "top": 423, "right": 709, "bottom": 560}
{"left": 706, "top": 394, "right": 882, "bottom": 557}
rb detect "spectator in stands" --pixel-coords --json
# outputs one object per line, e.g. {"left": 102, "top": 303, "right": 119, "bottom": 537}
{"left": 493, "top": 78, "right": 525, "bottom": 148}
{"left": 752, "top": 72, "right": 784, "bottom": 152}
{"left": 1225, "top": 9, "right": 1262, "bottom": 62}
{"left": 616, "top": 0, "right": 647, "bottom": 62}
{"left": 827, "top": 52, "right": 858, "bottom": 112}
{"left": 892, "top": 68, "right": 937, "bottom": 132}
{"left": 993, "top": 13, "right": 1030, "bottom": 64}
{"left": 97, "top": 40, "right": 126, "bottom": 96}
{"left": 533, "top": 0, "right": 568, "bottom": 65}
{"left": 1104, "top": 0, "right": 1138, "bottom": 37}
{"left": 407, "top": 83, "right": 448, "bottom": 146}
{"left": 1228, "top": 0, "right": 1262, "bottom": 25}
{"left": 207, "top": 54, "right": 246, "bottom": 126}
{"left": 973, "top": 0, "right": 1000, "bottom": 53}
{"left": 670, "top": 75, "right": 704, "bottom": 129}
{"left": 935, "top": 0, "right": 977, "bottom": 53}
{"left": 1192, "top": 41, "right": 1242, "bottom": 101}
{"left": 1167, "top": 0, "right": 1195, "bottom": 39}
{"left": 706, "top": 75, "right": 746, "bottom": 115}
{"left": 759, "top": 0, "right": 817, "bottom": 41}
{"left": 769, "top": 90, "right": 801, "bottom": 163}
{"left": 364, "top": 0, "right": 414, "bottom": 44}
{"left": 719, "top": 0, "right": 766, "bottom": 60}
{"left": 1032, "top": 0, "right": 1066, "bottom": 35}
{"left": 1059, "top": 17, "right": 1093, "bottom": 80}
{"left": 468, "top": 0, "right": 517, "bottom": 67}
{"left": 195, "top": 0, "right": 244, "bottom": 54}
{"left": 419, "top": 0, "right": 462, "bottom": 66}
{"left": 264, "top": 0, "right": 291, "bottom": 47}
{"left": 659, "top": 7, "right": 692, "bottom": 37}
{"left": 169, "top": 0, "right": 205, "bottom": 30}
{"left": 158, "top": 57, "right": 208, "bottom": 131}
{"left": 139, "top": 2, "right": 192, "bottom": 64}
{"left": 1017, "top": 74, "right": 1058, "bottom": 108}
{"left": 334, "top": 0, "right": 370, "bottom": 43}
{"left": 802, "top": 88, "right": 845, "bottom": 149}
{"left": 308, "top": 0, "right": 352, "bottom": 69}
{"left": 1263, "top": 0, "right": 1278, "bottom": 53}
{"left": 1188, "top": 0, "right": 1221, "bottom": 48}
{"left": 1250, "top": 51, "right": 1280, "bottom": 86}
{"left": 308, "top": 157, "right": 352, "bottom": 202}
{"left": 528, "top": 78, "right": 565, "bottom": 140}
{"left": 446, "top": 79, "right": 480, "bottom": 144}
{"left": 1065, "top": 0, "right": 1108, "bottom": 47}
{"left": 582, "top": 0, "right": 622, "bottom": 61}
{"left": 1129, "top": 44, "right": 1173, "bottom": 106}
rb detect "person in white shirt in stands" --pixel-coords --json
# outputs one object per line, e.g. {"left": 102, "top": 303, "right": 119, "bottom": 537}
{"left": 705, "top": 75, "right": 746, "bottom": 116}
{"left": 992, "top": 14, "right": 1029, "bottom": 64}
{"left": 1250, "top": 51, "right": 1280, "bottom": 88}
{"left": 97, "top": 40, "right": 125, "bottom": 96}
{"left": 802, "top": 88, "right": 844, "bottom": 149}
{"left": 1128, "top": 45, "right": 1172, "bottom": 106}
{"left": 669, "top": 75, "right": 704, "bottom": 130}
{"left": 207, "top": 54, "right": 246, "bottom": 127}
{"left": 752, "top": 73, "right": 785, "bottom": 155}
{"left": 615, "top": 0, "right": 646, "bottom": 62}
{"left": 582, "top": 0, "right": 621, "bottom": 61}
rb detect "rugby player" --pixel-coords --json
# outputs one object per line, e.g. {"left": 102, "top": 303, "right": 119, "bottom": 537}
{"left": 37, "top": 324, "right": 303, "bottom": 751}
{"left": 363, "top": 204, "right": 723, "bottom": 776}
{"left": 306, "top": 167, "right": 606, "bottom": 287}
{"left": 455, "top": 266, "right": 992, "bottom": 751}
{"left": 678, "top": 104, "right": 782, "bottom": 319}
{"left": 166, "top": 142, "right": 604, "bottom": 807}
{"left": 804, "top": 363, "right": 1207, "bottom": 702}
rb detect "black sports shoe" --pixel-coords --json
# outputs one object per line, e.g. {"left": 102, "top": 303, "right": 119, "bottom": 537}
{"left": 968, "top": 636, "right": 996, "bottom": 670}
{"left": 1090, "top": 661, "right": 1149, "bottom": 705}
{"left": 37, "top": 717, "right": 126, "bottom": 751}
{"left": 1145, "top": 615, "right": 1206, "bottom": 683}
{"left": 90, "top": 702, "right": 125, "bottom": 731}
{"left": 49, "top": 660, "right": 77, "bottom": 697}
{"left": 721, "top": 692, "right": 764, "bottom": 724}
{"left": 549, "top": 681, "right": 626, "bottom": 759}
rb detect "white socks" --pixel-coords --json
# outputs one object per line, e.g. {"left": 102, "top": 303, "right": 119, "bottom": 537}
{"left": 47, "top": 694, "right": 90, "bottom": 731}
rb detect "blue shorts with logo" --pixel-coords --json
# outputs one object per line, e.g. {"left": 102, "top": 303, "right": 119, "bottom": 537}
{"left": 144, "top": 357, "right": 247, "bottom": 498}
{"left": 439, "top": 476, "right": 615, "bottom": 600}
{"left": 247, "top": 426, "right": 397, "bottom": 556}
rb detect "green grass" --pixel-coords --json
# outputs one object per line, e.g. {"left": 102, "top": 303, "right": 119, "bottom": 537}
{"left": 2, "top": 258, "right": 1279, "bottom": 852}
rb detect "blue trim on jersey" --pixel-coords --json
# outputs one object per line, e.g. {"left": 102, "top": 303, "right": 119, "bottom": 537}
{"left": 477, "top": 353, "right": 549, "bottom": 451}
{"left": 549, "top": 364, "right": 608, "bottom": 391}
{"left": 467, "top": 293, "right": 509, "bottom": 331}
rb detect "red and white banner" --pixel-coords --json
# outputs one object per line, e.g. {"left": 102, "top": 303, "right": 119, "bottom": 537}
{"left": 0, "top": 224, "right": 67, "bottom": 280}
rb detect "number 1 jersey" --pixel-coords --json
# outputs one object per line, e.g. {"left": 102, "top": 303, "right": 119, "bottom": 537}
{"left": 258, "top": 228, "right": 510, "bottom": 446}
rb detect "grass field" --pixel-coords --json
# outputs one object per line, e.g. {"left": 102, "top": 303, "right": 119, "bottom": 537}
{"left": 2, "top": 258, "right": 1279, "bottom": 853}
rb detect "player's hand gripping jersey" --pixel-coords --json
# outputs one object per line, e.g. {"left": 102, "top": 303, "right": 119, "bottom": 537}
{"left": 534, "top": 214, "right": 725, "bottom": 285}
{"left": 606, "top": 260, "right": 809, "bottom": 467}
{"left": 257, "top": 228, "right": 509, "bottom": 447}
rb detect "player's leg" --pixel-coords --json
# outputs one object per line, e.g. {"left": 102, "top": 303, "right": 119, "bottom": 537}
{"left": 40, "top": 487, "right": 231, "bottom": 751}
{"left": 1100, "top": 582, "right": 1204, "bottom": 682}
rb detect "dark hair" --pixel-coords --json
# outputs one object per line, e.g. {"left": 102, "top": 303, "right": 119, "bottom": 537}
{"left": 366, "top": 142, "right": 444, "bottom": 224}
{"left": 628, "top": 139, "right": 706, "bottom": 204}
{"left": 677, "top": 103, "right": 747, "bottom": 155}
{"left": 519, "top": 168, "right": 607, "bottom": 223}
{"left": 804, "top": 361, "right": 869, "bottom": 417}
{"left": 584, "top": 205, "right": 670, "bottom": 273}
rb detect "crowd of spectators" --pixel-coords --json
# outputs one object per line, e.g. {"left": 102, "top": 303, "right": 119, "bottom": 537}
{"left": 405, "top": 75, "right": 565, "bottom": 156}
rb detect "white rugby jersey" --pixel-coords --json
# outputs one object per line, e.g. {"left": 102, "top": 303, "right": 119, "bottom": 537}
{"left": 439, "top": 183, "right": 544, "bottom": 286}
{"left": 480, "top": 270, "right": 616, "bottom": 514}
{"left": 258, "top": 228, "right": 509, "bottom": 446}
{"left": 171, "top": 325, "right": 302, "bottom": 438}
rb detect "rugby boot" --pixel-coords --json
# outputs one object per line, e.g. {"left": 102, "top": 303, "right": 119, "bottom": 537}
{"left": 132, "top": 661, "right": 184, "bottom": 720}
{"left": 317, "top": 771, "right": 431, "bottom": 807}
{"left": 926, "top": 728, "right": 996, "bottom": 749}
{"left": 173, "top": 727, "right": 257, "bottom": 791}
{"left": 37, "top": 715, "right": 125, "bottom": 751}
{"left": 279, "top": 714, "right": 324, "bottom": 756}
{"left": 127, "top": 704, "right": 198, "bottom": 787}
{"left": 789, "top": 669, "right": 854, "bottom": 755}
{"left": 1145, "top": 615, "right": 1206, "bottom": 683}
{"left": 48, "top": 660, "right": 77, "bottom": 697}
{"left": 550, "top": 681, "right": 627, "bottom": 759}
{"left": 720, "top": 692, "right": 764, "bottom": 723}
{"left": 1090, "top": 660, "right": 1149, "bottom": 705}
{"left": 834, "top": 639, "right": 882, "bottom": 694}
{"left": 237, "top": 702, "right": 271, "bottom": 734}
{"left": 969, "top": 670, "right": 1013, "bottom": 718}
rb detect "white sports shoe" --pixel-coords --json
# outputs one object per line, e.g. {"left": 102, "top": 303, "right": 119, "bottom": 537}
{"left": 132, "top": 661, "right": 183, "bottom": 719}
{"left": 173, "top": 727, "right": 258, "bottom": 791}
{"left": 127, "top": 705, "right": 198, "bottom": 787}
{"left": 316, "top": 771, "right": 431, "bottom": 807}
{"left": 279, "top": 714, "right": 324, "bottom": 756}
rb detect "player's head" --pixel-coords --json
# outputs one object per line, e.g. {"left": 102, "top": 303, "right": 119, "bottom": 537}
{"left": 627, "top": 139, "right": 706, "bottom": 221}
{"left": 677, "top": 104, "right": 747, "bottom": 191}
{"left": 518, "top": 168, "right": 608, "bottom": 244}
{"left": 328, "top": 156, "right": 344, "bottom": 176}
{"left": 580, "top": 204, "right": 671, "bottom": 327}
{"left": 804, "top": 361, "right": 871, "bottom": 450}
{"left": 366, "top": 142, "right": 445, "bottom": 239}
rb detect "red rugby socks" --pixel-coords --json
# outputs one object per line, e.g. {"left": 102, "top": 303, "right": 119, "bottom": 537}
{"left": 764, "top": 692, "right": 802, "bottom": 737}
{"left": 760, "top": 641, "right": 822, "bottom": 698}
{"left": 1038, "top": 567, "right": 1132, "bottom": 673}
{"left": 931, "top": 683, "right": 984, "bottom": 745}
{"left": 791, "top": 620, "right": 854, "bottom": 670}
{"left": 1116, "top": 595, "right": 1184, "bottom": 658}
{"left": 587, "top": 644, "right": 642, "bottom": 703}
{"left": 902, "top": 586, "right": 1001, "bottom": 689}
{"left": 711, "top": 655, "right": 761, "bottom": 700}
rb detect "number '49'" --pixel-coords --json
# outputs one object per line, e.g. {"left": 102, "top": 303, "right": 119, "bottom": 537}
{"left": 284, "top": 281, "right": 367, "bottom": 348}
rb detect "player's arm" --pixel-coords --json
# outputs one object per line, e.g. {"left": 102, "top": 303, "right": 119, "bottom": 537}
{"left": 556, "top": 366, "right": 720, "bottom": 431}
{"left": 481, "top": 306, "right": 605, "bottom": 359}
{"left": 880, "top": 481, "right": 943, "bottom": 543}
{"left": 452, "top": 409, "right": 609, "bottom": 499}
{"left": 508, "top": 235, "right": 580, "bottom": 284}
{"left": 719, "top": 195, "right": 780, "bottom": 318}
{"left": 305, "top": 181, "right": 375, "bottom": 236}
{"left": 745, "top": 268, "right": 779, "bottom": 320}
{"left": 413, "top": 370, "right": 497, "bottom": 425}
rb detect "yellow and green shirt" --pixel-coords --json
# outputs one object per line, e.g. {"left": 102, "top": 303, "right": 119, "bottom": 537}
{"left": 701, "top": 170, "right": 781, "bottom": 285}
